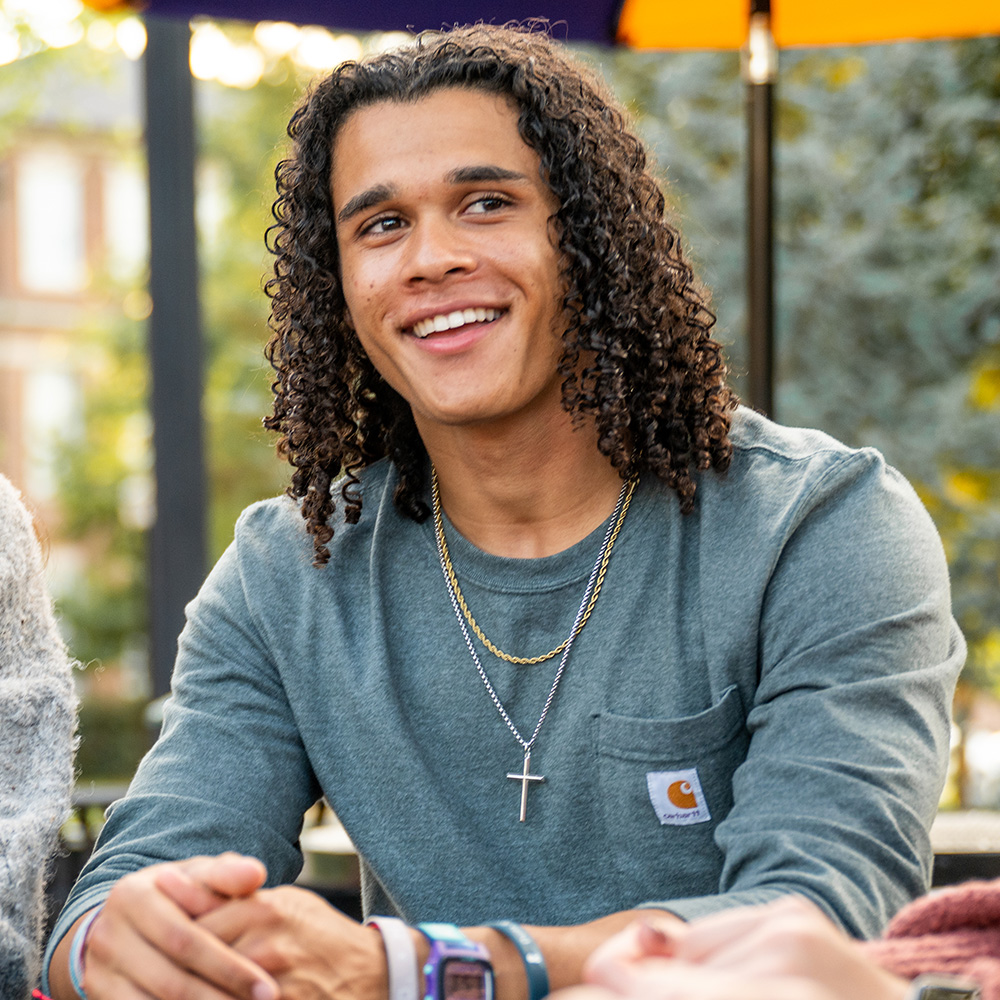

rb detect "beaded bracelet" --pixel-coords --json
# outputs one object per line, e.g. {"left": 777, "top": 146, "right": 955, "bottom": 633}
{"left": 68, "top": 904, "right": 104, "bottom": 1000}
{"left": 365, "top": 915, "right": 420, "bottom": 1000}
{"left": 484, "top": 921, "right": 549, "bottom": 1000}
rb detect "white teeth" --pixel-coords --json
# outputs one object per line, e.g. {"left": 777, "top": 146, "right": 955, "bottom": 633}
{"left": 412, "top": 308, "right": 502, "bottom": 338}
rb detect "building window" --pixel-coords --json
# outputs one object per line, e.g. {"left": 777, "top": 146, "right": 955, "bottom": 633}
{"left": 16, "top": 148, "right": 87, "bottom": 294}
{"left": 103, "top": 158, "right": 148, "bottom": 282}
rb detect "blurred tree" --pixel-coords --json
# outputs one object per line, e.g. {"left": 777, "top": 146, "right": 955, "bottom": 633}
{"left": 598, "top": 39, "right": 1000, "bottom": 714}
{"left": 773, "top": 39, "right": 1000, "bottom": 696}
{"left": 195, "top": 60, "right": 298, "bottom": 557}
{"left": 54, "top": 309, "right": 150, "bottom": 682}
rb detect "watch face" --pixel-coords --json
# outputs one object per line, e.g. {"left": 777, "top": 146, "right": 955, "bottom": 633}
{"left": 442, "top": 958, "right": 493, "bottom": 1000}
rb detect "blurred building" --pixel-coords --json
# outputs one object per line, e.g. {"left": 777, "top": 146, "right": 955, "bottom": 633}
{"left": 0, "top": 54, "right": 145, "bottom": 519}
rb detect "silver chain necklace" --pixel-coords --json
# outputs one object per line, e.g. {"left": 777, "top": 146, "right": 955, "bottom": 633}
{"left": 432, "top": 474, "right": 634, "bottom": 822}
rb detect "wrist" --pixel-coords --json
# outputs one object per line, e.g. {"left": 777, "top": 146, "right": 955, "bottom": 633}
{"left": 366, "top": 916, "right": 418, "bottom": 1000}
{"left": 524, "top": 909, "right": 653, "bottom": 994}
{"left": 69, "top": 905, "right": 104, "bottom": 1000}
{"left": 467, "top": 927, "right": 525, "bottom": 1000}
{"left": 484, "top": 922, "right": 548, "bottom": 1000}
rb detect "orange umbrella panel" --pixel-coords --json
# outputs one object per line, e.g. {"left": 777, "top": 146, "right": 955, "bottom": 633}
{"left": 616, "top": 0, "right": 1000, "bottom": 50}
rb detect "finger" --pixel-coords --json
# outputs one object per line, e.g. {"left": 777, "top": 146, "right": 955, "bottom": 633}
{"left": 83, "top": 950, "right": 159, "bottom": 1000}
{"left": 547, "top": 987, "right": 618, "bottom": 1000}
{"left": 615, "top": 961, "right": 834, "bottom": 1000}
{"left": 156, "top": 866, "right": 233, "bottom": 918}
{"left": 674, "top": 896, "right": 820, "bottom": 963}
{"left": 177, "top": 853, "right": 269, "bottom": 898}
{"left": 105, "top": 876, "right": 279, "bottom": 1000}
{"left": 198, "top": 896, "right": 276, "bottom": 947}
{"left": 583, "top": 922, "right": 648, "bottom": 985}
{"left": 635, "top": 916, "right": 683, "bottom": 956}
{"left": 88, "top": 910, "right": 271, "bottom": 1000}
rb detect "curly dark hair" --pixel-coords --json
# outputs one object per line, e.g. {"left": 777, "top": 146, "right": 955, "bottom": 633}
{"left": 264, "top": 22, "right": 736, "bottom": 566}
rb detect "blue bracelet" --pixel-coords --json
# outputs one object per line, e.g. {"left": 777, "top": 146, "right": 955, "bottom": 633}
{"left": 68, "top": 905, "right": 103, "bottom": 1000}
{"left": 485, "top": 921, "right": 549, "bottom": 1000}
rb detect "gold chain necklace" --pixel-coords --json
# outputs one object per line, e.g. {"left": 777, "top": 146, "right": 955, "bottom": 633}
{"left": 431, "top": 469, "right": 637, "bottom": 821}
{"left": 430, "top": 471, "right": 637, "bottom": 664}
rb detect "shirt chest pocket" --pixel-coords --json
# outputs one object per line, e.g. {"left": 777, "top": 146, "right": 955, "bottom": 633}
{"left": 595, "top": 685, "right": 750, "bottom": 900}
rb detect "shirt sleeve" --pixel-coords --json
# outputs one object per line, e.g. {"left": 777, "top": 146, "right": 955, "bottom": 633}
{"left": 43, "top": 509, "right": 321, "bottom": 986}
{"left": 641, "top": 447, "right": 964, "bottom": 938}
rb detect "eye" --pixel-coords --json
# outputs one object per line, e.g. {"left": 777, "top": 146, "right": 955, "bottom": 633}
{"left": 465, "top": 193, "right": 512, "bottom": 215}
{"left": 360, "top": 213, "right": 405, "bottom": 236}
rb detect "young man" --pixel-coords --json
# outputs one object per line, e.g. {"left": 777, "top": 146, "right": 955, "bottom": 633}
{"left": 46, "top": 24, "right": 963, "bottom": 1000}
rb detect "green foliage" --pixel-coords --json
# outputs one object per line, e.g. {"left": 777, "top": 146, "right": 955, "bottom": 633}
{"left": 195, "top": 73, "right": 298, "bottom": 558}
{"left": 54, "top": 311, "right": 149, "bottom": 672}
{"left": 76, "top": 697, "right": 151, "bottom": 781}
{"left": 598, "top": 38, "right": 1000, "bottom": 699}
{"left": 0, "top": 5, "right": 138, "bottom": 154}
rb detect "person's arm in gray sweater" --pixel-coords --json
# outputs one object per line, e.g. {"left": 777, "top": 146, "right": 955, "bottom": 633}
{"left": 0, "top": 474, "right": 76, "bottom": 996}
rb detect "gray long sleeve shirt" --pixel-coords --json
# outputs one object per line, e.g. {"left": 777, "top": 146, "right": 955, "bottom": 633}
{"left": 46, "top": 409, "right": 963, "bottom": 986}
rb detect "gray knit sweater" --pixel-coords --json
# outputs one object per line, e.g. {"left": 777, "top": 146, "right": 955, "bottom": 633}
{"left": 0, "top": 475, "right": 75, "bottom": 997}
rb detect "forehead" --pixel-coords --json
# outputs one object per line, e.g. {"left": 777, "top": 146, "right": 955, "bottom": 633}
{"left": 330, "top": 87, "right": 543, "bottom": 212}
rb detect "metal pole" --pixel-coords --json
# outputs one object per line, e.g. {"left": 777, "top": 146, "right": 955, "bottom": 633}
{"left": 743, "top": 0, "right": 776, "bottom": 417}
{"left": 143, "top": 15, "right": 207, "bottom": 700}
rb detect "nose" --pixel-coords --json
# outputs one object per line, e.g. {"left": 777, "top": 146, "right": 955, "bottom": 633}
{"left": 402, "top": 212, "right": 476, "bottom": 284}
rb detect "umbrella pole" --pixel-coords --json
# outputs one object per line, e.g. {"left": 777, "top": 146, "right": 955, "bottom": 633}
{"left": 144, "top": 15, "right": 208, "bottom": 700}
{"left": 743, "top": 0, "right": 777, "bottom": 416}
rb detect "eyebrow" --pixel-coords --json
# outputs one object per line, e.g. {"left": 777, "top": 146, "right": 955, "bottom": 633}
{"left": 337, "top": 184, "right": 396, "bottom": 225}
{"left": 336, "top": 165, "right": 529, "bottom": 225}
{"left": 445, "top": 165, "right": 529, "bottom": 185}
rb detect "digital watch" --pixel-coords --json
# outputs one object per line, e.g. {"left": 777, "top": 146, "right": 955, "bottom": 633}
{"left": 906, "top": 974, "right": 982, "bottom": 1000}
{"left": 417, "top": 922, "right": 494, "bottom": 1000}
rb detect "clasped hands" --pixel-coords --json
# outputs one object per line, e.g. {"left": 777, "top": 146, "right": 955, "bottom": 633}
{"left": 77, "top": 853, "right": 912, "bottom": 1000}
{"left": 564, "top": 896, "right": 910, "bottom": 1000}
{"left": 79, "top": 852, "right": 385, "bottom": 1000}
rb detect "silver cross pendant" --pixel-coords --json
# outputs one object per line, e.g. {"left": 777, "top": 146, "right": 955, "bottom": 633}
{"left": 506, "top": 751, "right": 545, "bottom": 822}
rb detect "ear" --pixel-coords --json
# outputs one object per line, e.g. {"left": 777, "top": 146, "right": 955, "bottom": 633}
{"left": 343, "top": 307, "right": 355, "bottom": 330}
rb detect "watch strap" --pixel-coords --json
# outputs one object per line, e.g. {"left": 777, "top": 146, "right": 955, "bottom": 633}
{"left": 484, "top": 921, "right": 548, "bottom": 1000}
{"left": 906, "top": 974, "right": 982, "bottom": 1000}
{"left": 418, "top": 922, "right": 482, "bottom": 948}
{"left": 365, "top": 916, "right": 419, "bottom": 1000}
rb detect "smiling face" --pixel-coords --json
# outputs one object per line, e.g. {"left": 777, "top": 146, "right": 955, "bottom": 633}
{"left": 331, "top": 87, "right": 567, "bottom": 439}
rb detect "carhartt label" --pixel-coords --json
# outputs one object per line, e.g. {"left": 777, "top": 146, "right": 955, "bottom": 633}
{"left": 646, "top": 768, "right": 711, "bottom": 826}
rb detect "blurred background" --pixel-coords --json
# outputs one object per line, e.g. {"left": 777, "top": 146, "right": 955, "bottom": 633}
{"left": 0, "top": 2, "right": 997, "bottom": 817}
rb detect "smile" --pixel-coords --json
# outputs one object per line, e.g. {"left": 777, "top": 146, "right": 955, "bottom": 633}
{"left": 411, "top": 307, "right": 504, "bottom": 339}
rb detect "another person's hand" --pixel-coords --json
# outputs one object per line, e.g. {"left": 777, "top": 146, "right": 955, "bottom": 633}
{"left": 53, "top": 852, "right": 280, "bottom": 1000}
{"left": 573, "top": 896, "right": 909, "bottom": 1000}
{"left": 199, "top": 883, "right": 387, "bottom": 1000}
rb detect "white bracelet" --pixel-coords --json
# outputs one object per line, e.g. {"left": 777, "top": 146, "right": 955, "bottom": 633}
{"left": 365, "top": 915, "right": 419, "bottom": 1000}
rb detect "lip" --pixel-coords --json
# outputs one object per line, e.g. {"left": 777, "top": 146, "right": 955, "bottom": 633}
{"left": 409, "top": 313, "right": 505, "bottom": 355}
{"left": 401, "top": 303, "right": 508, "bottom": 337}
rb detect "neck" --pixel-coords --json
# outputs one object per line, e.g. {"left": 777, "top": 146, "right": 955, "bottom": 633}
{"left": 420, "top": 410, "right": 625, "bottom": 558}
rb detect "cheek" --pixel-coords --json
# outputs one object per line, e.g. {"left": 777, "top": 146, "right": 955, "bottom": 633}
{"left": 341, "top": 255, "right": 391, "bottom": 327}
{"left": 340, "top": 278, "right": 376, "bottom": 334}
